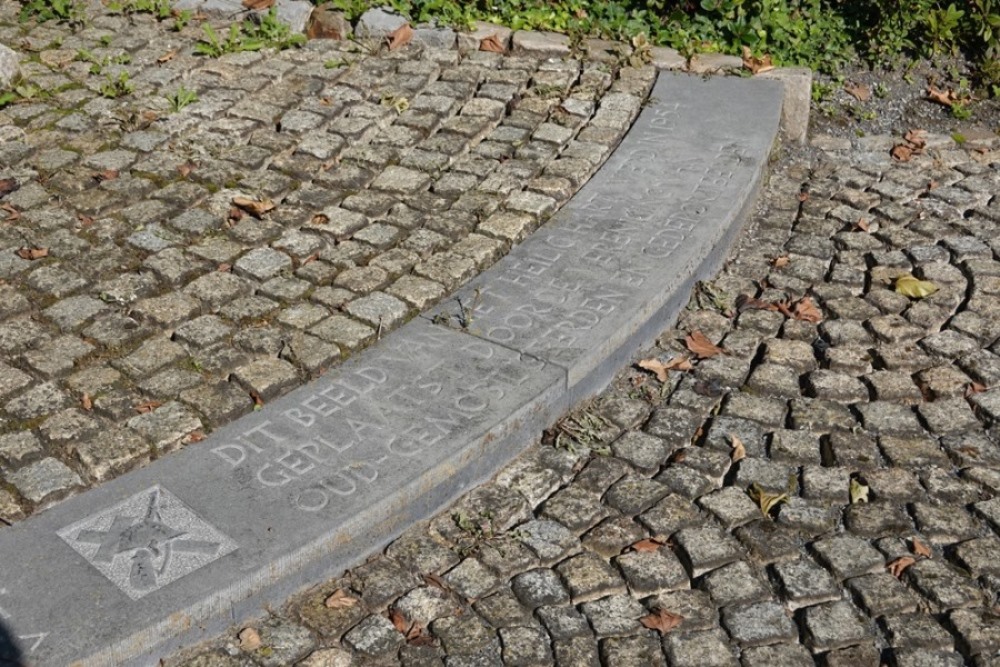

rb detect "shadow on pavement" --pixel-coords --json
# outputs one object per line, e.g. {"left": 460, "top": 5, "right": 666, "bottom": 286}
{"left": 0, "top": 620, "right": 24, "bottom": 667}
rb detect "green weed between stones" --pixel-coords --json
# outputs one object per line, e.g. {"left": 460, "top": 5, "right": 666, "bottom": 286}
{"left": 315, "top": 0, "right": 1000, "bottom": 95}
{"left": 194, "top": 7, "right": 306, "bottom": 56}
{"left": 166, "top": 86, "right": 198, "bottom": 112}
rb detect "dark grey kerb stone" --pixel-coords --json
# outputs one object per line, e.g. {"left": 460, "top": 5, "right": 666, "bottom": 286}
{"left": 426, "top": 71, "right": 783, "bottom": 405}
{"left": 0, "top": 319, "right": 564, "bottom": 666}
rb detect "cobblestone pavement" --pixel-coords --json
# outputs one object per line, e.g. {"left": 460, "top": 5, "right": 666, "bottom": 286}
{"left": 166, "top": 130, "right": 1000, "bottom": 666}
{"left": 0, "top": 3, "right": 652, "bottom": 520}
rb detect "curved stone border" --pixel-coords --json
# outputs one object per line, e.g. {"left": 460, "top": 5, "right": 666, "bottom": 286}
{"left": 0, "top": 72, "right": 780, "bottom": 667}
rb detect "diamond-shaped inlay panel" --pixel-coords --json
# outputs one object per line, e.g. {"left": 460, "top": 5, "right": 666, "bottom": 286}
{"left": 57, "top": 486, "right": 237, "bottom": 600}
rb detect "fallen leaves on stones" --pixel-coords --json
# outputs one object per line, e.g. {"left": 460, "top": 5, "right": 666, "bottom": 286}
{"left": 231, "top": 196, "right": 275, "bottom": 218}
{"left": 77, "top": 213, "right": 94, "bottom": 227}
{"left": 185, "top": 431, "right": 206, "bottom": 444}
{"left": 302, "top": 251, "right": 320, "bottom": 266}
{"left": 252, "top": 393, "right": 264, "bottom": 410}
{"left": 896, "top": 274, "right": 938, "bottom": 299}
{"left": 1, "top": 203, "right": 20, "bottom": 222}
{"left": 480, "top": 33, "right": 505, "bottom": 53}
{"left": 630, "top": 537, "right": 666, "bottom": 553}
{"left": 0, "top": 178, "right": 20, "bottom": 197}
{"left": 849, "top": 478, "right": 869, "bottom": 504}
{"left": 736, "top": 294, "right": 776, "bottom": 312}
{"left": 217, "top": 263, "right": 232, "bottom": 272}
{"left": 892, "top": 129, "right": 927, "bottom": 162}
{"left": 16, "top": 247, "right": 48, "bottom": 260}
{"left": 639, "top": 607, "right": 683, "bottom": 634}
{"left": 912, "top": 538, "right": 932, "bottom": 559}
{"left": 93, "top": 169, "right": 119, "bottom": 182}
{"left": 966, "top": 382, "right": 988, "bottom": 397}
{"left": 685, "top": 331, "right": 724, "bottom": 358}
{"left": 776, "top": 297, "right": 823, "bottom": 323}
{"left": 242, "top": 0, "right": 274, "bottom": 8}
{"left": 406, "top": 622, "right": 433, "bottom": 646}
{"left": 387, "top": 23, "right": 413, "bottom": 50}
{"left": 740, "top": 46, "right": 774, "bottom": 74}
{"left": 238, "top": 627, "right": 262, "bottom": 651}
{"left": 887, "top": 556, "right": 916, "bottom": 578}
{"left": 731, "top": 435, "right": 746, "bottom": 462}
{"left": 324, "top": 589, "right": 358, "bottom": 609}
{"left": 156, "top": 49, "right": 178, "bottom": 64}
{"left": 749, "top": 482, "right": 788, "bottom": 517}
{"left": 637, "top": 355, "right": 692, "bottom": 382}
{"left": 926, "top": 85, "right": 970, "bottom": 107}
{"left": 423, "top": 573, "right": 449, "bottom": 591}
{"left": 905, "top": 129, "right": 927, "bottom": 148}
{"left": 177, "top": 161, "right": 197, "bottom": 178}
{"left": 845, "top": 83, "right": 871, "bottom": 101}
{"left": 81, "top": 393, "right": 93, "bottom": 411}
{"left": 311, "top": 213, "right": 329, "bottom": 225}
{"left": 853, "top": 218, "right": 870, "bottom": 232}
{"left": 772, "top": 255, "right": 790, "bottom": 268}
{"left": 389, "top": 608, "right": 410, "bottom": 633}
{"left": 135, "top": 400, "right": 162, "bottom": 414}
{"left": 891, "top": 144, "right": 914, "bottom": 161}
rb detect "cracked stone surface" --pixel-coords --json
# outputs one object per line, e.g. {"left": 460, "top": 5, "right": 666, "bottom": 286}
{"left": 166, "top": 79, "right": 1000, "bottom": 665}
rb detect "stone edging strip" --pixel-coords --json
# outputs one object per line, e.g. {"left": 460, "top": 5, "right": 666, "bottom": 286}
{"left": 0, "top": 72, "right": 781, "bottom": 667}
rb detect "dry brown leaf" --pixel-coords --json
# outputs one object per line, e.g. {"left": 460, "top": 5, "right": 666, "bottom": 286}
{"left": 423, "top": 573, "right": 448, "bottom": 590}
{"left": 926, "top": 85, "right": 959, "bottom": 107}
{"left": 740, "top": 46, "right": 774, "bottom": 74}
{"left": 797, "top": 190, "right": 810, "bottom": 203}
{"left": 93, "top": 169, "right": 119, "bottom": 182}
{"left": 237, "top": 627, "right": 261, "bottom": 651}
{"left": 888, "top": 556, "right": 916, "bottom": 578}
{"left": 638, "top": 358, "right": 670, "bottom": 383}
{"left": 891, "top": 144, "right": 914, "bottom": 162}
{"left": 252, "top": 392, "right": 264, "bottom": 409}
{"left": 387, "top": 23, "right": 414, "bottom": 51}
{"left": 663, "top": 356, "right": 694, "bottom": 372}
{"left": 156, "top": 49, "right": 178, "bottom": 64}
{"left": 81, "top": 393, "right": 93, "bottom": 411}
{"left": 0, "top": 178, "right": 20, "bottom": 198}
{"left": 792, "top": 297, "right": 823, "bottom": 323}
{"left": 16, "top": 247, "right": 48, "bottom": 261}
{"left": 302, "top": 251, "right": 320, "bottom": 266}
{"left": 912, "top": 538, "right": 932, "bottom": 559}
{"left": 185, "top": 430, "right": 206, "bottom": 443}
{"left": 926, "top": 179, "right": 939, "bottom": 191}
{"left": 324, "top": 589, "right": 358, "bottom": 609}
{"left": 854, "top": 218, "right": 870, "bottom": 232}
{"left": 669, "top": 449, "right": 687, "bottom": 463}
{"left": 135, "top": 400, "right": 162, "bottom": 414}
{"left": 479, "top": 33, "right": 505, "bottom": 53}
{"left": 967, "top": 382, "right": 988, "bottom": 397}
{"left": 685, "top": 330, "right": 724, "bottom": 359}
{"left": 736, "top": 294, "right": 777, "bottom": 312}
{"left": 631, "top": 537, "right": 665, "bottom": 553}
{"left": 731, "top": 435, "right": 746, "bottom": 462}
{"left": 639, "top": 607, "right": 684, "bottom": 634}
{"left": 904, "top": 128, "right": 927, "bottom": 148}
{"left": 845, "top": 83, "right": 871, "bottom": 102}
{"left": 1, "top": 203, "right": 20, "bottom": 222}
{"left": 242, "top": 0, "right": 274, "bottom": 8}
{"left": 772, "top": 255, "right": 790, "bottom": 269}
{"left": 406, "top": 621, "right": 431, "bottom": 645}
{"left": 389, "top": 608, "right": 410, "bottom": 633}
{"left": 231, "top": 196, "right": 275, "bottom": 218}
{"left": 311, "top": 213, "right": 330, "bottom": 225}
{"left": 77, "top": 213, "right": 94, "bottom": 227}
{"left": 177, "top": 162, "right": 196, "bottom": 178}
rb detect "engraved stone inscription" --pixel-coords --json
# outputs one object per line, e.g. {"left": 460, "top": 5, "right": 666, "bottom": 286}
{"left": 58, "top": 486, "right": 237, "bottom": 600}
{"left": 208, "top": 325, "right": 542, "bottom": 513}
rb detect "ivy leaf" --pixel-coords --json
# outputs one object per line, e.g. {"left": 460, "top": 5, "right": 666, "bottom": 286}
{"left": 849, "top": 478, "right": 869, "bottom": 504}
{"left": 895, "top": 274, "right": 938, "bottom": 299}
{"left": 685, "top": 331, "right": 724, "bottom": 359}
{"left": 639, "top": 607, "right": 684, "bottom": 634}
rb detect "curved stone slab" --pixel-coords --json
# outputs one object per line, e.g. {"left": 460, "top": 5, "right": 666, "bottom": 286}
{"left": 0, "top": 71, "right": 781, "bottom": 667}
{"left": 427, "top": 72, "right": 783, "bottom": 404}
